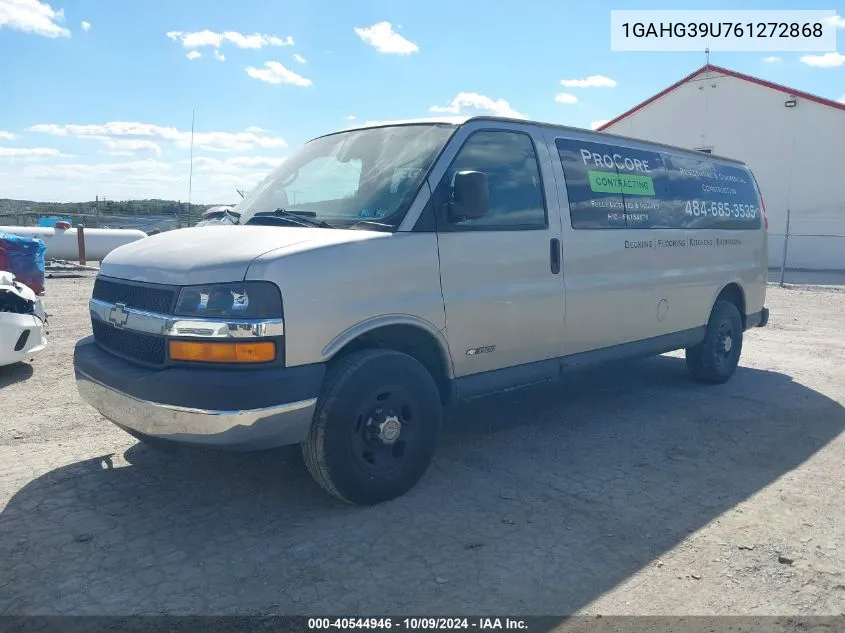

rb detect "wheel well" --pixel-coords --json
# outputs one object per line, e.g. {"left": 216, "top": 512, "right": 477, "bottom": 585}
{"left": 716, "top": 283, "right": 746, "bottom": 328}
{"left": 332, "top": 325, "right": 453, "bottom": 405}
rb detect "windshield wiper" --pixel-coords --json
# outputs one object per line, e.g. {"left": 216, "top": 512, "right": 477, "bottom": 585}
{"left": 350, "top": 220, "right": 394, "bottom": 232}
{"left": 246, "top": 208, "right": 334, "bottom": 228}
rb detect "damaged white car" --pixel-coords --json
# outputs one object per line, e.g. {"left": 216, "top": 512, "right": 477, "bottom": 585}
{"left": 0, "top": 271, "right": 47, "bottom": 367}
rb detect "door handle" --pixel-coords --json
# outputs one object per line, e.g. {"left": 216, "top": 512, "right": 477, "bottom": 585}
{"left": 550, "top": 238, "right": 561, "bottom": 275}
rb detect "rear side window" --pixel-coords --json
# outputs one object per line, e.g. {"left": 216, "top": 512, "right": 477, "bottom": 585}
{"left": 555, "top": 138, "right": 761, "bottom": 230}
{"left": 662, "top": 154, "right": 761, "bottom": 230}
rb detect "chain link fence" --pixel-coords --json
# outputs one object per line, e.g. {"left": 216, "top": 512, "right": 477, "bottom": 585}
{"left": 768, "top": 212, "right": 845, "bottom": 286}
{"left": 0, "top": 212, "right": 188, "bottom": 232}
{"left": 0, "top": 199, "right": 225, "bottom": 232}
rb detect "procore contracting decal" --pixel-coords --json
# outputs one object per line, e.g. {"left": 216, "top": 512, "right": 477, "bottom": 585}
{"left": 588, "top": 171, "right": 656, "bottom": 196}
{"left": 555, "top": 137, "right": 761, "bottom": 231}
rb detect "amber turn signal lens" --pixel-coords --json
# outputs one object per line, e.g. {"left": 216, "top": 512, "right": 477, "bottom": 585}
{"left": 169, "top": 340, "right": 276, "bottom": 363}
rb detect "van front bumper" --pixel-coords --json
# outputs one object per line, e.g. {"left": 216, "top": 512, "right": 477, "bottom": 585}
{"left": 73, "top": 336, "right": 325, "bottom": 450}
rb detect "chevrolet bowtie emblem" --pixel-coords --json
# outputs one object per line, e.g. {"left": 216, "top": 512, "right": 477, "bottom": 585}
{"left": 108, "top": 303, "right": 130, "bottom": 328}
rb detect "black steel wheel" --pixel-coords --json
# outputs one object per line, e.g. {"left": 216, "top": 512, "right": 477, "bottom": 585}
{"left": 303, "top": 349, "right": 442, "bottom": 505}
{"left": 686, "top": 299, "right": 744, "bottom": 384}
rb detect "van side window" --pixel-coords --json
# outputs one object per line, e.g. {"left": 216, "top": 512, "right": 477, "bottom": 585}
{"left": 556, "top": 138, "right": 628, "bottom": 229}
{"left": 436, "top": 130, "right": 547, "bottom": 230}
{"left": 556, "top": 137, "right": 668, "bottom": 230}
{"left": 661, "top": 154, "right": 762, "bottom": 230}
{"left": 556, "top": 137, "right": 761, "bottom": 230}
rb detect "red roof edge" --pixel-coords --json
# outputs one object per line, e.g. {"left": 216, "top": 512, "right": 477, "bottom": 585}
{"left": 597, "top": 63, "right": 845, "bottom": 131}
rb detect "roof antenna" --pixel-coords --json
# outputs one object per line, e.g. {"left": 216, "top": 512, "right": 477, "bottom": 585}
{"left": 705, "top": 46, "right": 710, "bottom": 66}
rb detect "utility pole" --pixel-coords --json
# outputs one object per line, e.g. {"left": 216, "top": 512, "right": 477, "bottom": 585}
{"left": 95, "top": 195, "right": 100, "bottom": 228}
{"left": 187, "top": 108, "right": 195, "bottom": 226}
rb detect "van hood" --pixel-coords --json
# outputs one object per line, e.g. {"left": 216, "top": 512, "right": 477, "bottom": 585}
{"left": 99, "top": 225, "right": 382, "bottom": 285}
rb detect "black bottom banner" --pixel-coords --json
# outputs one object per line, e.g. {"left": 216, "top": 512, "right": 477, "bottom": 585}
{"left": 1, "top": 616, "right": 845, "bottom": 633}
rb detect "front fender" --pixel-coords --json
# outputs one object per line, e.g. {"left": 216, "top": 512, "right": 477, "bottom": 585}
{"left": 321, "top": 314, "right": 454, "bottom": 379}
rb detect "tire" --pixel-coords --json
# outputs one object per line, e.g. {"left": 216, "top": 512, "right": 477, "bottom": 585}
{"left": 685, "top": 299, "right": 744, "bottom": 384}
{"left": 302, "top": 349, "right": 443, "bottom": 505}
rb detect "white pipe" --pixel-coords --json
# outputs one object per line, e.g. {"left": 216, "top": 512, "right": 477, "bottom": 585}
{"left": 0, "top": 226, "right": 147, "bottom": 261}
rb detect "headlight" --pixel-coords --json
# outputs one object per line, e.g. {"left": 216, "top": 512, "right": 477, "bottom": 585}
{"left": 174, "top": 282, "right": 282, "bottom": 319}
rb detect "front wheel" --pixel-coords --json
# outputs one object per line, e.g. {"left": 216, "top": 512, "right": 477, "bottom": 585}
{"left": 685, "top": 299, "right": 744, "bottom": 384}
{"left": 302, "top": 349, "right": 443, "bottom": 505}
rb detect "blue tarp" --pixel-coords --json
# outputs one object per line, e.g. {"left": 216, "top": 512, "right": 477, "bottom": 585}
{"left": 0, "top": 231, "right": 46, "bottom": 294}
{"left": 37, "top": 216, "right": 73, "bottom": 227}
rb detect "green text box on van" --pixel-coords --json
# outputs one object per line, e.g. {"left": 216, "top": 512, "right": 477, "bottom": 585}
{"left": 589, "top": 171, "right": 655, "bottom": 196}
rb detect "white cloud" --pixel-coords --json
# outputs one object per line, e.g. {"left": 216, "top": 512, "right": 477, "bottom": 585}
{"left": 186, "top": 50, "right": 202, "bottom": 61}
{"left": 0, "top": 131, "right": 16, "bottom": 140}
{"left": 430, "top": 92, "right": 526, "bottom": 119}
{"left": 80, "top": 20, "right": 90, "bottom": 32}
{"left": 762, "top": 56, "right": 782, "bottom": 63}
{"left": 27, "top": 121, "right": 288, "bottom": 152}
{"left": 824, "top": 15, "right": 845, "bottom": 28}
{"left": 800, "top": 52, "right": 845, "bottom": 68}
{"left": 0, "top": 0, "right": 70, "bottom": 38}
{"left": 345, "top": 115, "right": 357, "bottom": 120}
{"left": 245, "top": 61, "right": 312, "bottom": 87}
{"left": 12, "top": 159, "right": 178, "bottom": 186}
{"left": 213, "top": 49, "right": 225, "bottom": 62}
{"left": 227, "top": 156, "right": 285, "bottom": 169}
{"left": 96, "top": 138, "right": 163, "bottom": 156}
{"left": 354, "top": 21, "right": 418, "bottom": 55}
{"left": 559, "top": 75, "right": 617, "bottom": 88}
{"left": 0, "top": 156, "right": 277, "bottom": 203}
{"left": 0, "top": 146, "right": 61, "bottom": 157}
{"left": 98, "top": 150, "right": 138, "bottom": 157}
{"left": 187, "top": 131, "right": 287, "bottom": 151}
{"left": 194, "top": 156, "right": 285, "bottom": 172}
{"left": 244, "top": 126, "right": 269, "bottom": 133}
{"left": 225, "top": 31, "right": 293, "bottom": 48}
{"left": 839, "top": 95, "right": 845, "bottom": 104}
{"left": 293, "top": 53, "right": 306, "bottom": 64}
{"left": 590, "top": 120, "right": 610, "bottom": 130}
{"left": 167, "top": 29, "right": 220, "bottom": 48}
{"left": 166, "top": 30, "right": 294, "bottom": 51}
{"left": 554, "top": 92, "right": 578, "bottom": 104}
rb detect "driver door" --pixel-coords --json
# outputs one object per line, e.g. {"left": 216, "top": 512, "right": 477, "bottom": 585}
{"left": 431, "top": 124, "right": 566, "bottom": 397}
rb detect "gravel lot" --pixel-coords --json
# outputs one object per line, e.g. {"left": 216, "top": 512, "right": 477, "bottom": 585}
{"left": 1, "top": 274, "right": 844, "bottom": 617}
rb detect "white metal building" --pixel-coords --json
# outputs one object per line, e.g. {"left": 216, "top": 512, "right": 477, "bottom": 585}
{"left": 599, "top": 64, "right": 845, "bottom": 271}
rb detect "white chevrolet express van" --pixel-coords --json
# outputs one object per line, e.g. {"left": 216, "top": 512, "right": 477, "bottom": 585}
{"left": 74, "top": 116, "right": 769, "bottom": 504}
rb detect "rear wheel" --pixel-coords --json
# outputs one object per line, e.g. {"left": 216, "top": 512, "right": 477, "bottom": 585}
{"left": 686, "top": 299, "right": 744, "bottom": 384}
{"left": 302, "top": 349, "right": 442, "bottom": 505}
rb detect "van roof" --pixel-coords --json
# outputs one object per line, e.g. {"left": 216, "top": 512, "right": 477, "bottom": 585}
{"left": 328, "top": 115, "right": 746, "bottom": 166}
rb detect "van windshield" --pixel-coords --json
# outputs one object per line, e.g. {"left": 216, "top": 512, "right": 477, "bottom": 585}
{"left": 235, "top": 124, "right": 456, "bottom": 230}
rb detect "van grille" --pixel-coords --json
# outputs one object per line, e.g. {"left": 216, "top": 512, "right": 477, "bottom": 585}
{"left": 92, "top": 320, "right": 166, "bottom": 366}
{"left": 92, "top": 277, "right": 176, "bottom": 315}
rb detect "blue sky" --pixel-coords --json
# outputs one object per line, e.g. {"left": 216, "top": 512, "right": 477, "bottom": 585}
{"left": 0, "top": 0, "right": 843, "bottom": 203}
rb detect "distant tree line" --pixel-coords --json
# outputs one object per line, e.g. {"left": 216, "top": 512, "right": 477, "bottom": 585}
{"left": 0, "top": 198, "right": 232, "bottom": 229}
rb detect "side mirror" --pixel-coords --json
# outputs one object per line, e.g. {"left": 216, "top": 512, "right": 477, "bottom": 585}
{"left": 448, "top": 170, "right": 489, "bottom": 222}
